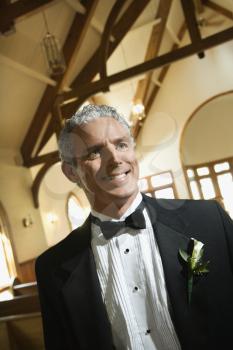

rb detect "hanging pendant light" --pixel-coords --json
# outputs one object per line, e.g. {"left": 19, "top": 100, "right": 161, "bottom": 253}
{"left": 41, "top": 12, "right": 66, "bottom": 76}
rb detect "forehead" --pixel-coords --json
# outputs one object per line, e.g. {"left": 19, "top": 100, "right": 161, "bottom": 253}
{"left": 71, "top": 117, "right": 129, "bottom": 152}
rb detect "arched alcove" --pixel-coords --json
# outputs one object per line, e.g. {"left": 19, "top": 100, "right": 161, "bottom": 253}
{"left": 66, "top": 193, "right": 89, "bottom": 230}
{"left": 39, "top": 163, "right": 90, "bottom": 247}
{"left": 180, "top": 91, "right": 233, "bottom": 217}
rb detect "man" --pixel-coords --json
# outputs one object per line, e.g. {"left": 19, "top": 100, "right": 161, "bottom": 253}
{"left": 36, "top": 104, "right": 233, "bottom": 350}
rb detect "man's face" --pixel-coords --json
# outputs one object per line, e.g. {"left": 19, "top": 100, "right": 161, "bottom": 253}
{"left": 68, "top": 117, "right": 139, "bottom": 211}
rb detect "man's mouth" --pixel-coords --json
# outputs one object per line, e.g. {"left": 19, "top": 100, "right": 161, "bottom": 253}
{"left": 105, "top": 170, "right": 130, "bottom": 181}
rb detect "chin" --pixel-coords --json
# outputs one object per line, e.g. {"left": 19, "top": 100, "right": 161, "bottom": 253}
{"left": 107, "top": 186, "right": 138, "bottom": 200}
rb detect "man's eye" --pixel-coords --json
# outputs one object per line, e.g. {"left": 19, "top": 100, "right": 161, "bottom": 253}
{"left": 88, "top": 152, "right": 99, "bottom": 160}
{"left": 116, "top": 142, "right": 129, "bottom": 151}
{"left": 87, "top": 150, "right": 100, "bottom": 160}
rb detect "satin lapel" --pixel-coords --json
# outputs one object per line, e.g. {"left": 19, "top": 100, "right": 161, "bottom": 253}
{"left": 143, "top": 196, "right": 190, "bottom": 315}
{"left": 143, "top": 195, "right": 209, "bottom": 348}
{"left": 60, "top": 217, "right": 112, "bottom": 348}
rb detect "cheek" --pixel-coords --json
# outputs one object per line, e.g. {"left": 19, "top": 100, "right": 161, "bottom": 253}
{"left": 78, "top": 161, "right": 100, "bottom": 185}
{"left": 130, "top": 155, "right": 139, "bottom": 172}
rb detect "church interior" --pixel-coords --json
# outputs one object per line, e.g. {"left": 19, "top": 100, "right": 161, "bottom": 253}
{"left": 0, "top": 0, "right": 232, "bottom": 348}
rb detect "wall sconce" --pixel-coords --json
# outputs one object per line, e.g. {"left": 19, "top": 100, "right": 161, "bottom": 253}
{"left": 22, "top": 215, "right": 33, "bottom": 228}
{"left": 130, "top": 102, "right": 145, "bottom": 126}
{"left": 47, "top": 213, "right": 58, "bottom": 224}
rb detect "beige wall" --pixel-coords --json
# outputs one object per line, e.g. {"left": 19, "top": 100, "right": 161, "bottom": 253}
{"left": 0, "top": 149, "right": 47, "bottom": 263}
{"left": 181, "top": 92, "right": 233, "bottom": 165}
{"left": 137, "top": 31, "right": 233, "bottom": 198}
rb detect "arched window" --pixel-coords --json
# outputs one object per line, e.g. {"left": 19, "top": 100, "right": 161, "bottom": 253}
{"left": 0, "top": 203, "right": 17, "bottom": 290}
{"left": 67, "top": 194, "right": 87, "bottom": 230}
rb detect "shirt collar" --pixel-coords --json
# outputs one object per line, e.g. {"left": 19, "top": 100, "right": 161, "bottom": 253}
{"left": 91, "top": 192, "right": 143, "bottom": 222}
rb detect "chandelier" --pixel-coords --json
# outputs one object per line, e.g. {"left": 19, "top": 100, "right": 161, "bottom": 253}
{"left": 41, "top": 12, "right": 66, "bottom": 76}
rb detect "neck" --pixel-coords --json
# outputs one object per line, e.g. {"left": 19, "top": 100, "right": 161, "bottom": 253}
{"left": 91, "top": 192, "right": 139, "bottom": 219}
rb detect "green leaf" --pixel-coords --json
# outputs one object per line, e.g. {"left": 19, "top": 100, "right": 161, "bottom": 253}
{"left": 194, "top": 261, "right": 210, "bottom": 274}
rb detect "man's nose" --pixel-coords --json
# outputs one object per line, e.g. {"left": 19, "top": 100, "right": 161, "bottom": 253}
{"left": 103, "top": 145, "right": 121, "bottom": 164}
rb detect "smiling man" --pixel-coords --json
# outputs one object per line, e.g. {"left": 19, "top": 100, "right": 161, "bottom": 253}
{"left": 36, "top": 104, "right": 233, "bottom": 350}
{"left": 61, "top": 115, "right": 139, "bottom": 218}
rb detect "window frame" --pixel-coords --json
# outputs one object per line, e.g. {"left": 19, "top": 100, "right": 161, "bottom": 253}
{"left": 139, "top": 170, "right": 178, "bottom": 199}
{"left": 184, "top": 156, "right": 233, "bottom": 211}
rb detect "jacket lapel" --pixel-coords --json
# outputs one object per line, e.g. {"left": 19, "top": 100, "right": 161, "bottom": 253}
{"left": 143, "top": 195, "right": 208, "bottom": 347}
{"left": 60, "top": 216, "right": 113, "bottom": 349}
{"left": 143, "top": 195, "right": 190, "bottom": 309}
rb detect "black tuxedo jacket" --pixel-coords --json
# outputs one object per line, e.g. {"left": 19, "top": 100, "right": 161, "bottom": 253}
{"left": 36, "top": 195, "right": 233, "bottom": 350}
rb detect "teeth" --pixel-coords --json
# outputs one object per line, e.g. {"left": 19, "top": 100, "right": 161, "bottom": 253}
{"left": 109, "top": 173, "right": 127, "bottom": 180}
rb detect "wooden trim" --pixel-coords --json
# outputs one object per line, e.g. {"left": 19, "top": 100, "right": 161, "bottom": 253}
{"left": 0, "top": 0, "right": 54, "bottom": 34}
{"left": 17, "top": 259, "right": 37, "bottom": 283}
{"left": 184, "top": 155, "right": 233, "bottom": 170}
{"left": 184, "top": 157, "right": 233, "bottom": 211}
{"left": 0, "top": 294, "right": 40, "bottom": 317}
{"left": 202, "top": 0, "right": 233, "bottom": 20}
{"left": 139, "top": 170, "right": 178, "bottom": 199}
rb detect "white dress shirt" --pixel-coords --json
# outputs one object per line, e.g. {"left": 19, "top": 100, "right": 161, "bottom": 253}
{"left": 91, "top": 193, "right": 181, "bottom": 350}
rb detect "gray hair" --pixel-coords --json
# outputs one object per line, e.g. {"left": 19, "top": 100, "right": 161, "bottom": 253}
{"left": 58, "top": 104, "right": 132, "bottom": 164}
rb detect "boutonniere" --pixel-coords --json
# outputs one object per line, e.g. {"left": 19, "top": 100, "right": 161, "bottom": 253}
{"left": 179, "top": 238, "right": 210, "bottom": 304}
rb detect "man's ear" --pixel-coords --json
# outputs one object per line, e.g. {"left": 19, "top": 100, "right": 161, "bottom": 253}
{"left": 61, "top": 162, "right": 81, "bottom": 184}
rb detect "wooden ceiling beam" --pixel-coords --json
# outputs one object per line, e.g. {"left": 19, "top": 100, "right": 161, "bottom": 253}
{"left": 202, "top": 0, "right": 233, "bottom": 20}
{"left": 27, "top": 151, "right": 59, "bottom": 167}
{"left": 0, "top": 0, "right": 54, "bottom": 34}
{"left": 20, "top": 0, "right": 99, "bottom": 165}
{"left": 63, "top": 26, "right": 233, "bottom": 104}
{"left": 61, "top": 0, "right": 150, "bottom": 119}
{"left": 145, "top": 22, "right": 187, "bottom": 113}
{"left": 180, "top": 0, "right": 204, "bottom": 59}
{"left": 132, "top": 22, "right": 186, "bottom": 139}
{"left": 99, "top": 0, "right": 126, "bottom": 88}
{"left": 133, "top": 0, "right": 172, "bottom": 105}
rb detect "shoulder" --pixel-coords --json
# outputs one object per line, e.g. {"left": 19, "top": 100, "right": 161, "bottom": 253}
{"left": 142, "top": 193, "right": 222, "bottom": 225}
{"left": 35, "top": 216, "right": 91, "bottom": 275}
{"left": 143, "top": 193, "right": 217, "bottom": 213}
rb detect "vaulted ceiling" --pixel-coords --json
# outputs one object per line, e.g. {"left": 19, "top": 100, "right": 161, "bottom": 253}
{"left": 0, "top": 0, "right": 232, "bottom": 173}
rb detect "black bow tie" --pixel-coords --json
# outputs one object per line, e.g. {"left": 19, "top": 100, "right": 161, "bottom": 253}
{"left": 91, "top": 201, "right": 146, "bottom": 240}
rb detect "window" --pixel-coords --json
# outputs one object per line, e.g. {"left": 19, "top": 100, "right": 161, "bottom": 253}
{"left": 185, "top": 157, "right": 233, "bottom": 218}
{"left": 0, "top": 203, "right": 17, "bottom": 292}
{"left": 67, "top": 194, "right": 87, "bottom": 230}
{"left": 138, "top": 171, "right": 177, "bottom": 199}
